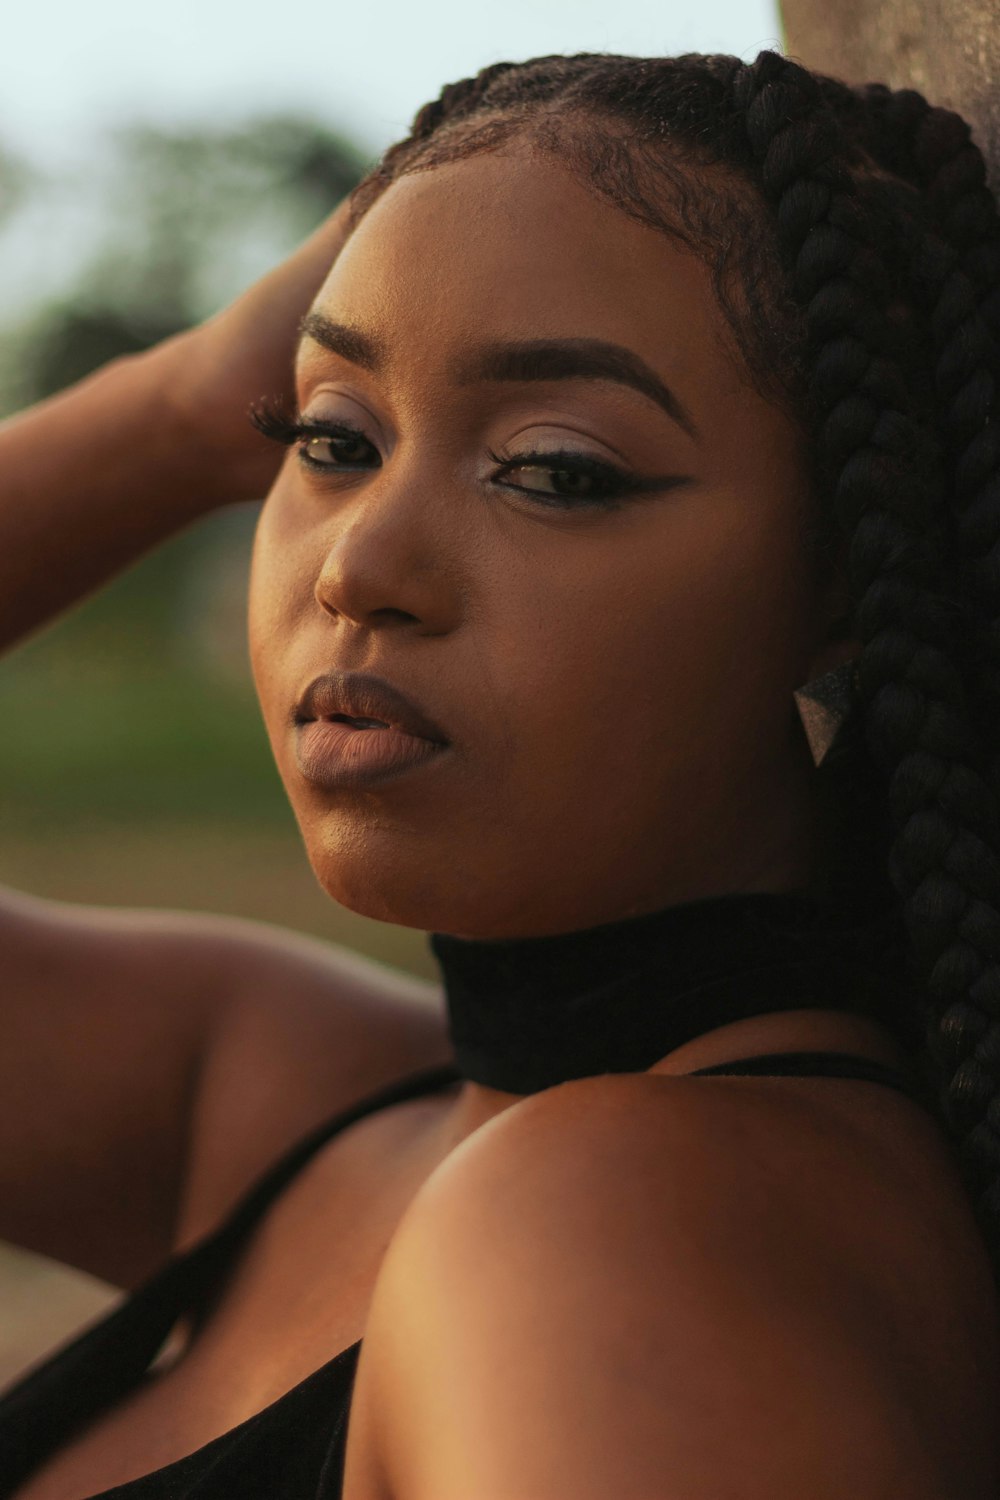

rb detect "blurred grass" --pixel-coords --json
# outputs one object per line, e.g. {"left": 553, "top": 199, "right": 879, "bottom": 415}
{"left": 0, "top": 659, "right": 287, "bottom": 830}
{"left": 0, "top": 514, "right": 287, "bottom": 832}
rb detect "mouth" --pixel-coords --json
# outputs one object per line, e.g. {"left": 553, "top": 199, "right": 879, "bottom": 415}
{"left": 328, "top": 714, "right": 393, "bottom": 730}
{"left": 292, "top": 670, "right": 451, "bottom": 792}
{"left": 294, "top": 670, "right": 450, "bottom": 745}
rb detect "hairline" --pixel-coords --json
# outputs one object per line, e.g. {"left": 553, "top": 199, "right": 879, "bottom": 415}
{"left": 345, "top": 106, "right": 809, "bottom": 425}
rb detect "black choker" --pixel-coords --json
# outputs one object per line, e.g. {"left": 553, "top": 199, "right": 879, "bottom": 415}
{"left": 430, "top": 890, "right": 914, "bottom": 1094}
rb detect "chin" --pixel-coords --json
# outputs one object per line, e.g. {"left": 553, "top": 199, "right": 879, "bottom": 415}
{"left": 303, "top": 834, "right": 458, "bottom": 932}
{"left": 301, "top": 829, "right": 551, "bottom": 939}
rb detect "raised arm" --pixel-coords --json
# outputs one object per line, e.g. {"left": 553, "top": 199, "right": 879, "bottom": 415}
{"left": 0, "top": 201, "right": 352, "bottom": 650}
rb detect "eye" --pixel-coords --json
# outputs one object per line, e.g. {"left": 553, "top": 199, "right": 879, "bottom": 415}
{"left": 497, "top": 462, "right": 615, "bottom": 502}
{"left": 487, "top": 446, "right": 653, "bottom": 510}
{"left": 249, "top": 402, "right": 380, "bottom": 473}
{"left": 299, "top": 426, "right": 380, "bottom": 471}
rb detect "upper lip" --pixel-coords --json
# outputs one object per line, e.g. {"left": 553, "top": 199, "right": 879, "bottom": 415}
{"left": 294, "top": 671, "right": 450, "bottom": 744}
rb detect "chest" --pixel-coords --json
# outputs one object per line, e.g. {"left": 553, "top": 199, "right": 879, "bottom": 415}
{"left": 10, "top": 1093, "right": 456, "bottom": 1500}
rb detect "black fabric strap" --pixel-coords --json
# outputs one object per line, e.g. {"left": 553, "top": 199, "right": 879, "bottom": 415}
{"left": 688, "top": 1048, "right": 936, "bottom": 1111}
{"left": 0, "top": 1060, "right": 461, "bottom": 1496}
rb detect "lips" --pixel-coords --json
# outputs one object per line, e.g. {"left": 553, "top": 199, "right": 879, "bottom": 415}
{"left": 294, "top": 670, "right": 450, "bottom": 745}
{"left": 291, "top": 671, "right": 450, "bottom": 793}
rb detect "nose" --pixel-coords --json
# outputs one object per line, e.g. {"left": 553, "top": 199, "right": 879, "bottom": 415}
{"left": 312, "top": 466, "right": 461, "bottom": 636}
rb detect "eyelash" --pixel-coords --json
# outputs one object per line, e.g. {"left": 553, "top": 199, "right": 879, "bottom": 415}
{"left": 250, "top": 400, "right": 664, "bottom": 511}
{"left": 250, "top": 403, "right": 376, "bottom": 472}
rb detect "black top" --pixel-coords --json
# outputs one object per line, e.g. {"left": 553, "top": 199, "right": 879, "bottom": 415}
{"left": 0, "top": 1051, "right": 932, "bottom": 1500}
{"left": 0, "top": 890, "right": 937, "bottom": 1498}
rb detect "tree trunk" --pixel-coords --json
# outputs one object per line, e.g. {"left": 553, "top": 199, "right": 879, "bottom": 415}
{"left": 780, "top": 0, "right": 1000, "bottom": 194}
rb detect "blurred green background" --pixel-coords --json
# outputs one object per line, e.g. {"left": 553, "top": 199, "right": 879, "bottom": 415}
{"left": 0, "top": 115, "right": 438, "bottom": 986}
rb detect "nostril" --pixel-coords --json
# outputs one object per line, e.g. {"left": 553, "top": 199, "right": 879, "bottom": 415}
{"left": 369, "top": 606, "right": 421, "bottom": 627}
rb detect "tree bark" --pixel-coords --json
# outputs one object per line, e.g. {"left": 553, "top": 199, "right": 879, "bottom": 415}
{"left": 780, "top": 0, "right": 1000, "bottom": 194}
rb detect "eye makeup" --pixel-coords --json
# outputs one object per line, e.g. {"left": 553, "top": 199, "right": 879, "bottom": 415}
{"left": 485, "top": 445, "right": 687, "bottom": 510}
{"left": 250, "top": 401, "right": 380, "bottom": 473}
{"left": 250, "top": 401, "right": 691, "bottom": 512}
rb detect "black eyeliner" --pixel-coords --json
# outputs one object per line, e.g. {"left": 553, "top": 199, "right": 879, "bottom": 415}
{"left": 249, "top": 401, "right": 378, "bottom": 473}
{"left": 249, "top": 403, "right": 689, "bottom": 507}
{"left": 487, "top": 445, "right": 688, "bottom": 509}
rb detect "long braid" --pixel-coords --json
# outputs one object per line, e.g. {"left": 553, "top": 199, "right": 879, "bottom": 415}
{"left": 813, "top": 80, "right": 1000, "bottom": 1217}
{"left": 733, "top": 52, "right": 1000, "bottom": 1246}
{"left": 348, "top": 49, "right": 1000, "bottom": 1266}
{"left": 852, "top": 86, "right": 1000, "bottom": 775}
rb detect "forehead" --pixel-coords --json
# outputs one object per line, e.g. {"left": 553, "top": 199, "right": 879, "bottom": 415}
{"left": 304, "top": 146, "right": 744, "bottom": 407}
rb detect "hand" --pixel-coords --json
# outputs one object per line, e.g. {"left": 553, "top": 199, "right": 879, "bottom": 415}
{"left": 161, "top": 196, "right": 355, "bottom": 504}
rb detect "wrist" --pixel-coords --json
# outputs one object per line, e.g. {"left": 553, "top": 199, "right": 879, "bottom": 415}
{"left": 146, "top": 327, "right": 283, "bottom": 511}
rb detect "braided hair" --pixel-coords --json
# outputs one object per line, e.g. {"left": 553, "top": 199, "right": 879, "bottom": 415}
{"left": 349, "top": 50, "right": 1000, "bottom": 1271}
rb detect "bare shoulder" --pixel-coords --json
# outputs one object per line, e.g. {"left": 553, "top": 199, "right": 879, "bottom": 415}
{"left": 347, "top": 1073, "right": 1000, "bottom": 1500}
{"left": 174, "top": 914, "right": 451, "bottom": 1247}
{"left": 0, "top": 887, "right": 447, "bottom": 1283}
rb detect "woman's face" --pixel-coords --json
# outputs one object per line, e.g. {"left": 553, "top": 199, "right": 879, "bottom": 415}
{"left": 249, "top": 142, "right": 832, "bottom": 939}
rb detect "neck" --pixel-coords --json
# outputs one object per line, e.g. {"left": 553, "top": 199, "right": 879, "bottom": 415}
{"left": 430, "top": 885, "right": 910, "bottom": 1100}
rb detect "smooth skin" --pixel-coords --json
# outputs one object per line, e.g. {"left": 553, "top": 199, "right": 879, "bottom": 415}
{"left": 2, "top": 141, "right": 998, "bottom": 1498}
{"left": 252, "top": 147, "right": 828, "bottom": 940}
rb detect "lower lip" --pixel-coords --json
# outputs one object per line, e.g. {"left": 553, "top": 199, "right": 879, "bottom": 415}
{"left": 294, "top": 719, "right": 448, "bottom": 791}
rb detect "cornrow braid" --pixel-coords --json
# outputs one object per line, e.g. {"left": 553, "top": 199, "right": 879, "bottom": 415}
{"left": 350, "top": 56, "right": 593, "bottom": 225}
{"left": 346, "top": 49, "right": 1000, "bottom": 1268}
{"left": 408, "top": 60, "right": 520, "bottom": 141}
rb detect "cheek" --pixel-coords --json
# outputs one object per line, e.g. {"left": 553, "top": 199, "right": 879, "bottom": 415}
{"left": 498, "top": 497, "right": 814, "bottom": 796}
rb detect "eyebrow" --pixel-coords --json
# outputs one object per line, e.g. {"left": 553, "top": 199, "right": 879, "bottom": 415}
{"left": 299, "top": 316, "right": 697, "bottom": 439}
{"left": 298, "top": 313, "right": 384, "bottom": 369}
{"left": 452, "top": 339, "right": 698, "bottom": 439}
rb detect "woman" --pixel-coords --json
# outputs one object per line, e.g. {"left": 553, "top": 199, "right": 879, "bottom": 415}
{"left": 1, "top": 47, "right": 998, "bottom": 1499}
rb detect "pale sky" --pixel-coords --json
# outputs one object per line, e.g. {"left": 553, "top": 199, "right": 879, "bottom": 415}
{"left": 1, "top": 0, "right": 782, "bottom": 162}
{"left": 0, "top": 0, "right": 782, "bottom": 321}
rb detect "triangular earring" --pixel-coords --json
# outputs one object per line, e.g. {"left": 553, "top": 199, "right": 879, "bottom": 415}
{"left": 792, "top": 660, "right": 857, "bottom": 767}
